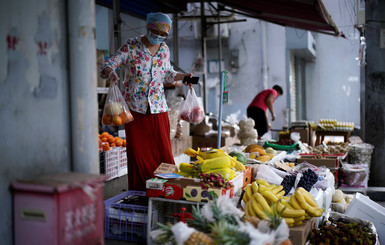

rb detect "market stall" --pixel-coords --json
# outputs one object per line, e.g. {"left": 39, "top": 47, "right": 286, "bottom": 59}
{"left": 100, "top": 118, "right": 382, "bottom": 244}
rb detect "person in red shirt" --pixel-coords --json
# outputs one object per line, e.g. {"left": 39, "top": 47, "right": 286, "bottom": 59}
{"left": 247, "top": 85, "right": 283, "bottom": 137}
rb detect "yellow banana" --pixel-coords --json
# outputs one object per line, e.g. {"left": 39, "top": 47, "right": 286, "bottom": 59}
{"left": 184, "top": 147, "right": 198, "bottom": 157}
{"left": 294, "top": 189, "right": 311, "bottom": 210}
{"left": 179, "top": 162, "right": 194, "bottom": 173}
{"left": 283, "top": 217, "right": 295, "bottom": 225}
{"left": 251, "top": 181, "right": 259, "bottom": 194}
{"left": 289, "top": 195, "right": 302, "bottom": 210}
{"left": 293, "top": 215, "right": 305, "bottom": 222}
{"left": 297, "top": 187, "right": 319, "bottom": 208}
{"left": 247, "top": 200, "right": 258, "bottom": 217}
{"left": 276, "top": 202, "right": 306, "bottom": 218}
{"left": 294, "top": 221, "right": 303, "bottom": 226}
{"left": 294, "top": 189, "right": 322, "bottom": 217}
{"left": 276, "top": 190, "right": 285, "bottom": 199}
{"left": 256, "top": 179, "right": 270, "bottom": 186}
{"left": 254, "top": 193, "right": 272, "bottom": 214}
{"left": 250, "top": 197, "right": 267, "bottom": 219}
{"left": 280, "top": 199, "right": 295, "bottom": 210}
{"left": 282, "top": 196, "right": 289, "bottom": 202}
{"left": 244, "top": 184, "right": 253, "bottom": 202}
{"left": 244, "top": 201, "right": 250, "bottom": 216}
{"left": 271, "top": 185, "right": 284, "bottom": 195}
{"left": 258, "top": 184, "right": 275, "bottom": 193}
{"left": 261, "top": 190, "right": 279, "bottom": 204}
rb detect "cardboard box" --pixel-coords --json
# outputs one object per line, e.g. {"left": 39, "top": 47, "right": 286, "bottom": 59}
{"left": 192, "top": 135, "right": 240, "bottom": 149}
{"left": 297, "top": 156, "right": 341, "bottom": 169}
{"left": 153, "top": 163, "right": 179, "bottom": 175}
{"left": 289, "top": 217, "right": 316, "bottom": 245}
{"left": 242, "top": 166, "right": 252, "bottom": 189}
{"left": 345, "top": 193, "right": 385, "bottom": 244}
{"left": 290, "top": 127, "right": 309, "bottom": 144}
{"left": 146, "top": 177, "right": 234, "bottom": 202}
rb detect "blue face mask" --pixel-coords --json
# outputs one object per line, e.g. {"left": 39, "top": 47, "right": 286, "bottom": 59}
{"left": 146, "top": 31, "right": 166, "bottom": 45}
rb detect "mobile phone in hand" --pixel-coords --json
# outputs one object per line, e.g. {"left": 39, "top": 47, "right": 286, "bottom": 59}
{"left": 183, "top": 76, "right": 199, "bottom": 84}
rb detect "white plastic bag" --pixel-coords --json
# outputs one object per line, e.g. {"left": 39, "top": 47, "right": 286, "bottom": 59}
{"left": 179, "top": 87, "right": 205, "bottom": 124}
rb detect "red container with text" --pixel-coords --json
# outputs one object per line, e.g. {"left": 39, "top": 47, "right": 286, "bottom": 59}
{"left": 12, "top": 172, "right": 106, "bottom": 245}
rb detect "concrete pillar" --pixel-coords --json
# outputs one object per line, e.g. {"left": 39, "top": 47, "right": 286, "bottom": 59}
{"left": 364, "top": 0, "right": 385, "bottom": 186}
{"left": 67, "top": 0, "right": 99, "bottom": 173}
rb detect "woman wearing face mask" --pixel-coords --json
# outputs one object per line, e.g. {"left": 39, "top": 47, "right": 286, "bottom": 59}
{"left": 100, "top": 12, "right": 193, "bottom": 191}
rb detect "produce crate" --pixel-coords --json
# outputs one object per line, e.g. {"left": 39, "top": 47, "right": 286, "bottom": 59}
{"left": 100, "top": 148, "right": 120, "bottom": 181}
{"left": 147, "top": 197, "right": 204, "bottom": 243}
{"left": 118, "top": 148, "right": 127, "bottom": 177}
{"left": 104, "top": 191, "right": 149, "bottom": 243}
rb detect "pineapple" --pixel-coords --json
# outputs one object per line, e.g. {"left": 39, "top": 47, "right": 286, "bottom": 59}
{"left": 210, "top": 219, "right": 251, "bottom": 245}
{"left": 266, "top": 203, "right": 283, "bottom": 230}
{"left": 243, "top": 215, "right": 261, "bottom": 228}
{"left": 185, "top": 231, "right": 214, "bottom": 245}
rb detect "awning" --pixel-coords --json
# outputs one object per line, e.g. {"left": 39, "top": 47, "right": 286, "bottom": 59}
{"left": 95, "top": 0, "right": 343, "bottom": 37}
{"left": 216, "top": 0, "right": 344, "bottom": 37}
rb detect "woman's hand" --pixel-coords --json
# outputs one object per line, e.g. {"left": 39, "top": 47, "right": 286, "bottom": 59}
{"left": 107, "top": 70, "right": 119, "bottom": 85}
{"left": 174, "top": 73, "right": 192, "bottom": 81}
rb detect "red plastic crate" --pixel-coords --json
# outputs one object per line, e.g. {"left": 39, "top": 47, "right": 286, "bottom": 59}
{"left": 12, "top": 172, "right": 105, "bottom": 245}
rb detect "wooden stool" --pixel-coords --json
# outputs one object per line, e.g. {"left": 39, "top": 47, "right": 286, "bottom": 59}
{"left": 315, "top": 130, "right": 351, "bottom": 146}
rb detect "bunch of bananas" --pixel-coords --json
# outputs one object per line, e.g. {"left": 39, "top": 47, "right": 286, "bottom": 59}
{"left": 177, "top": 148, "right": 246, "bottom": 180}
{"left": 243, "top": 179, "right": 323, "bottom": 227}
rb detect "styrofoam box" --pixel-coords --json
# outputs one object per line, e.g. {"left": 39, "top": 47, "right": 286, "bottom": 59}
{"left": 345, "top": 193, "right": 385, "bottom": 244}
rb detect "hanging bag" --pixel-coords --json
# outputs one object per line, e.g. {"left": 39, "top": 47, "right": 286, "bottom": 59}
{"left": 179, "top": 87, "right": 205, "bottom": 124}
{"left": 102, "top": 84, "right": 133, "bottom": 126}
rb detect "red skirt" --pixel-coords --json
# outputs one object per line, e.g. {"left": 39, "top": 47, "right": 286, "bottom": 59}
{"left": 124, "top": 109, "right": 175, "bottom": 191}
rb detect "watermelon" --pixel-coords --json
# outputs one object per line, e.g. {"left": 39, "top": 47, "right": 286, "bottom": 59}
{"left": 229, "top": 151, "right": 247, "bottom": 165}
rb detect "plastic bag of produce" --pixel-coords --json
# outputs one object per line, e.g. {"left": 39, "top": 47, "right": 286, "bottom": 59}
{"left": 179, "top": 87, "right": 205, "bottom": 124}
{"left": 102, "top": 84, "right": 133, "bottom": 126}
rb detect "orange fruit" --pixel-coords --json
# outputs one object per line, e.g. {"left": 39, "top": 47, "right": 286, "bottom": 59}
{"left": 101, "top": 132, "right": 109, "bottom": 137}
{"left": 107, "top": 135, "right": 115, "bottom": 144}
{"left": 115, "top": 138, "right": 123, "bottom": 147}
{"left": 110, "top": 143, "right": 116, "bottom": 147}
{"left": 101, "top": 142, "right": 110, "bottom": 151}
{"left": 122, "top": 139, "right": 126, "bottom": 147}
{"left": 112, "top": 115, "right": 123, "bottom": 126}
{"left": 102, "top": 115, "right": 112, "bottom": 125}
{"left": 101, "top": 137, "right": 108, "bottom": 142}
{"left": 120, "top": 111, "right": 133, "bottom": 123}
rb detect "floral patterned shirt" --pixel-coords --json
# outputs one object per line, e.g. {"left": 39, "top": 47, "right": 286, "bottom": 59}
{"left": 100, "top": 36, "right": 177, "bottom": 114}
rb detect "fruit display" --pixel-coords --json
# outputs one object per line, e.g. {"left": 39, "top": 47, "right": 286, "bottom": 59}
{"left": 199, "top": 172, "right": 233, "bottom": 190}
{"left": 99, "top": 131, "right": 126, "bottom": 151}
{"left": 308, "top": 216, "right": 376, "bottom": 245}
{"left": 301, "top": 142, "right": 350, "bottom": 155}
{"left": 297, "top": 168, "right": 319, "bottom": 191}
{"left": 242, "top": 179, "right": 323, "bottom": 227}
{"left": 156, "top": 196, "right": 292, "bottom": 245}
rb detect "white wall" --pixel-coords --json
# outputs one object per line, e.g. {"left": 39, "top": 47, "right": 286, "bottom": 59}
{"left": 0, "top": 0, "right": 71, "bottom": 244}
{"left": 306, "top": 0, "right": 360, "bottom": 125}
